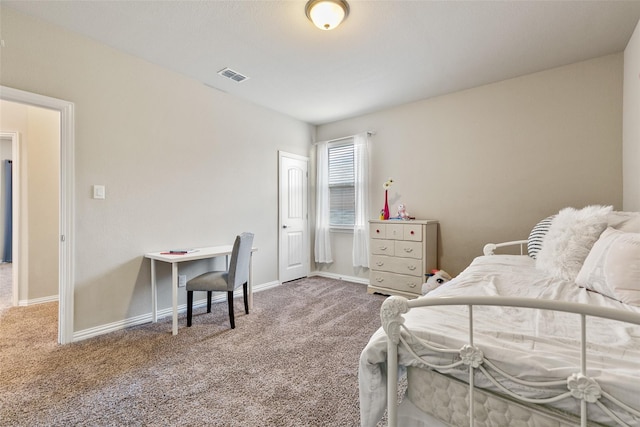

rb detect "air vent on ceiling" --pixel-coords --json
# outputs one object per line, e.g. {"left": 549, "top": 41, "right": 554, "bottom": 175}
{"left": 217, "top": 67, "right": 249, "bottom": 83}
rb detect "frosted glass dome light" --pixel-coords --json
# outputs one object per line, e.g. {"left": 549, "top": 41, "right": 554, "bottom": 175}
{"left": 305, "top": 0, "right": 349, "bottom": 31}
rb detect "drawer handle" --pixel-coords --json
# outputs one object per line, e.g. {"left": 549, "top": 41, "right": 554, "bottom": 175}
{"left": 403, "top": 248, "right": 413, "bottom": 253}
{"left": 408, "top": 283, "right": 416, "bottom": 288}
{"left": 407, "top": 265, "right": 416, "bottom": 271}
{"left": 376, "top": 229, "right": 381, "bottom": 234}
{"left": 378, "top": 246, "right": 388, "bottom": 251}
{"left": 376, "top": 277, "right": 384, "bottom": 283}
{"left": 376, "top": 261, "right": 384, "bottom": 267}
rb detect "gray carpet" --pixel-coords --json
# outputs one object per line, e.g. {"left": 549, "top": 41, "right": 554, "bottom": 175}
{"left": 0, "top": 276, "right": 387, "bottom": 426}
{"left": 0, "top": 262, "right": 12, "bottom": 310}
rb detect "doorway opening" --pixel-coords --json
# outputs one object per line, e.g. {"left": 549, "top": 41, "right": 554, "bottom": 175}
{"left": 0, "top": 131, "right": 18, "bottom": 310}
{"left": 0, "top": 86, "right": 75, "bottom": 344}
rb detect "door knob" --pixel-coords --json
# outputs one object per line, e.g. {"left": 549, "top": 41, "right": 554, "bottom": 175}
{"left": 282, "top": 224, "right": 289, "bottom": 229}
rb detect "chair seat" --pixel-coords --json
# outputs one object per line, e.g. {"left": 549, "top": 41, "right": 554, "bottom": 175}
{"left": 186, "top": 271, "right": 229, "bottom": 292}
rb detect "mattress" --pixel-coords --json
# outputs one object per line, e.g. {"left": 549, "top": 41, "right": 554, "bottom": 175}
{"left": 404, "top": 367, "right": 580, "bottom": 427}
{"left": 359, "top": 255, "right": 640, "bottom": 427}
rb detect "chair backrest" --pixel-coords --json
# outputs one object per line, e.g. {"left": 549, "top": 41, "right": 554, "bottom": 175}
{"left": 228, "top": 232, "right": 254, "bottom": 290}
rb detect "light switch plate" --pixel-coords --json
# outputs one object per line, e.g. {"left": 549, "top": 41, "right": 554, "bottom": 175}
{"left": 93, "top": 185, "right": 105, "bottom": 200}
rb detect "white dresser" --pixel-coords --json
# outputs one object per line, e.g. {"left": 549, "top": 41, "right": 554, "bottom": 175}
{"left": 368, "top": 219, "right": 438, "bottom": 298}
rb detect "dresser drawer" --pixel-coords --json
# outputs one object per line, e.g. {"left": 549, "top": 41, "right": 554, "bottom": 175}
{"left": 371, "top": 239, "right": 394, "bottom": 256}
{"left": 395, "top": 240, "right": 422, "bottom": 259}
{"left": 371, "top": 255, "right": 423, "bottom": 277}
{"left": 386, "top": 223, "right": 404, "bottom": 239}
{"left": 370, "top": 271, "right": 422, "bottom": 294}
{"left": 403, "top": 224, "right": 423, "bottom": 241}
{"left": 370, "top": 223, "right": 386, "bottom": 239}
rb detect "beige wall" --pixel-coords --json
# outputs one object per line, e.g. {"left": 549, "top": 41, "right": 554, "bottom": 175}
{"left": 316, "top": 54, "right": 624, "bottom": 277}
{"left": 624, "top": 19, "right": 640, "bottom": 211}
{"left": 0, "top": 7, "right": 313, "bottom": 332}
{"left": 0, "top": 100, "right": 60, "bottom": 302}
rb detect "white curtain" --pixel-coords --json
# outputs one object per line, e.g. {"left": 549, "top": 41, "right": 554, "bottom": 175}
{"left": 352, "top": 133, "right": 370, "bottom": 267}
{"left": 314, "top": 141, "right": 333, "bottom": 263}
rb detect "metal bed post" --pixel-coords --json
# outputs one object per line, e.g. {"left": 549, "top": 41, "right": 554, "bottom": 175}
{"left": 468, "top": 305, "right": 475, "bottom": 427}
{"left": 388, "top": 339, "right": 398, "bottom": 427}
{"left": 580, "top": 314, "right": 587, "bottom": 427}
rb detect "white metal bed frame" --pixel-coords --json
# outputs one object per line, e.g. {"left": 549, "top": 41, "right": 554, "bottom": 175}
{"left": 382, "top": 294, "right": 640, "bottom": 427}
{"left": 482, "top": 239, "right": 528, "bottom": 256}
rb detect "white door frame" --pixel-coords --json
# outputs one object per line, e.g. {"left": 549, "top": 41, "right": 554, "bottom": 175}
{"left": 278, "top": 151, "right": 310, "bottom": 282}
{"left": 0, "top": 131, "right": 20, "bottom": 307}
{"left": 0, "top": 86, "right": 75, "bottom": 344}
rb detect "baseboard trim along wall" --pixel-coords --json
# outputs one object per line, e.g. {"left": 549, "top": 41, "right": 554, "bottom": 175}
{"left": 309, "top": 271, "right": 369, "bottom": 285}
{"left": 19, "top": 294, "right": 59, "bottom": 306}
{"left": 73, "top": 280, "right": 281, "bottom": 342}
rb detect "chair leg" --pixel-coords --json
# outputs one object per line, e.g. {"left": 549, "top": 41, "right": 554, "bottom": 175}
{"left": 227, "top": 291, "right": 235, "bottom": 329}
{"left": 207, "top": 291, "right": 212, "bottom": 313}
{"left": 243, "top": 282, "right": 249, "bottom": 314}
{"left": 187, "top": 291, "right": 193, "bottom": 327}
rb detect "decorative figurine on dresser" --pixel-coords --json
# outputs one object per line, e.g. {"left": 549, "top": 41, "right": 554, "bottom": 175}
{"left": 368, "top": 219, "right": 438, "bottom": 298}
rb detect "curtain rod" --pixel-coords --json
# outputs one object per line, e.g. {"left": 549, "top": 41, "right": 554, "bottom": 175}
{"left": 312, "top": 131, "right": 376, "bottom": 145}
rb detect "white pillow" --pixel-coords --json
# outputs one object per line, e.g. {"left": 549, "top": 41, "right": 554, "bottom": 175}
{"left": 576, "top": 227, "right": 640, "bottom": 306}
{"left": 607, "top": 211, "right": 640, "bottom": 232}
{"left": 535, "top": 205, "right": 612, "bottom": 281}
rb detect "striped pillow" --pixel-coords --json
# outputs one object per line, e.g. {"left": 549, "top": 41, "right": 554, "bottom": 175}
{"left": 527, "top": 215, "right": 555, "bottom": 259}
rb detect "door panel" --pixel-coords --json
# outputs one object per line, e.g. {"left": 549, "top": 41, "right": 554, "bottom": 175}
{"left": 279, "top": 153, "right": 309, "bottom": 282}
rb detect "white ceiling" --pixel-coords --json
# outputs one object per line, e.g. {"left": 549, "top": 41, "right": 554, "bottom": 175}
{"left": 4, "top": 1, "right": 640, "bottom": 125}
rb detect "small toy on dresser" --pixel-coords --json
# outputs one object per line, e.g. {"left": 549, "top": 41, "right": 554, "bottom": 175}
{"left": 421, "top": 269, "right": 452, "bottom": 295}
{"left": 393, "top": 203, "right": 415, "bottom": 220}
{"left": 397, "top": 203, "right": 409, "bottom": 219}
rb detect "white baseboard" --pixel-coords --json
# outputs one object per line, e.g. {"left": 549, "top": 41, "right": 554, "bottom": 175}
{"left": 255, "top": 280, "right": 281, "bottom": 292}
{"left": 18, "top": 294, "right": 59, "bottom": 306}
{"left": 309, "top": 271, "right": 369, "bottom": 285}
{"left": 72, "top": 280, "right": 281, "bottom": 342}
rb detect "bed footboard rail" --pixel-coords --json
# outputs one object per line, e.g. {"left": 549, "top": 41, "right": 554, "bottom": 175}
{"left": 381, "top": 295, "right": 640, "bottom": 427}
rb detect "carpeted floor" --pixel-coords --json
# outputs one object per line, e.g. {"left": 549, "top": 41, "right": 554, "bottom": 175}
{"left": 0, "top": 263, "right": 12, "bottom": 310}
{"left": 0, "top": 276, "right": 388, "bottom": 426}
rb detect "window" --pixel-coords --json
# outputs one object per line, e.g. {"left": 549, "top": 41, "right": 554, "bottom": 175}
{"left": 315, "top": 132, "right": 370, "bottom": 266}
{"left": 328, "top": 140, "right": 354, "bottom": 228}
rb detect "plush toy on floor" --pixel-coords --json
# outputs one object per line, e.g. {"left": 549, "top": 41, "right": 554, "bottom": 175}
{"left": 421, "top": 269, "right": 452, "bottom": 295}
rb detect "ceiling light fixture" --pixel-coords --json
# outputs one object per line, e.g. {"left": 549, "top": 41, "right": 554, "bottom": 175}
{"left": 305, "top": 0, "right": 349, "bottom": 31}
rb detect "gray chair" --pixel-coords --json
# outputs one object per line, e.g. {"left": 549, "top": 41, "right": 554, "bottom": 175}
{"left": 186, "top": 232, "right": 254, "bottom": 329}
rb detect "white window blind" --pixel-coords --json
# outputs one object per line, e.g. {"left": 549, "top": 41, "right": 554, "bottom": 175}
{"left": 328, "top": 141, "right": 355, "bottom": 227}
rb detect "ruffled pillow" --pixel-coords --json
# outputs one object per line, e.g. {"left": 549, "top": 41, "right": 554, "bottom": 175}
{"left": 575, "top": 227, "right": 640, "bottom": 306}
{"left": 535, "top": 205, "right": 612, "bottom": 281}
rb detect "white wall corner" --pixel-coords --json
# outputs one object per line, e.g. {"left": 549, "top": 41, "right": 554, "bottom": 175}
{"left": 623, "top": 18, "right": 640, "bottom": 211}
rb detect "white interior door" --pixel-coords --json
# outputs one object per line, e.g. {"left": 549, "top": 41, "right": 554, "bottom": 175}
{"left": 278, "top": 152, "right": 309, "bottom": 283}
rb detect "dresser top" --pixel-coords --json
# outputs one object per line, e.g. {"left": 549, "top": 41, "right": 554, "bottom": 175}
{"left": 369, "top": 219, "right": 438, "bottom": 224}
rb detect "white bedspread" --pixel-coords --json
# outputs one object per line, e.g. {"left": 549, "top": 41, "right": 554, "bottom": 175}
{"left": 359, "top": 255, "right": 640, "bottom": 427}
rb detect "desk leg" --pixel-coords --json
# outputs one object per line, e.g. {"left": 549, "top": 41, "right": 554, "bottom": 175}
{"left": 171, "top": 262, "right": 179, "bottom": 335}
{"left": 248, "top": 252, "right": 254, "bottom": 310}
{"left": 151, "top": 259, "right": 157, "bottom": 323}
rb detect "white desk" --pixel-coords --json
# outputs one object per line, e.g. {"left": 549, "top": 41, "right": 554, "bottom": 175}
{"left": 145, "top": 245, "right": 256, "bottom": 335}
